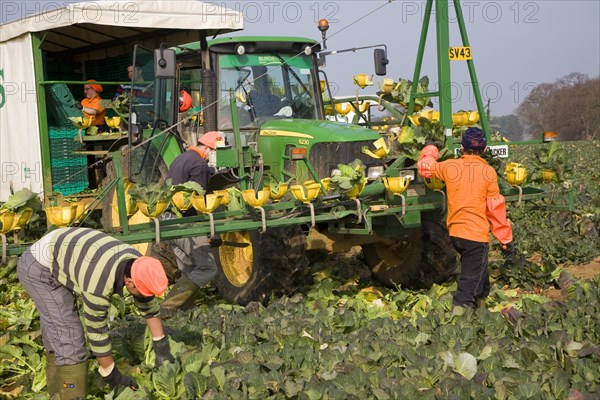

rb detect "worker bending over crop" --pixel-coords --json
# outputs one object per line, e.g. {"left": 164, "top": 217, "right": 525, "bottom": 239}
{"left": 417, "top": 127, "right": 514, "bottom": 309}
{"left": 17, "top": 227, "right": 175, "bottom": 399}
{"left": 159, "top": 131, "right": 223, "bottom": 317}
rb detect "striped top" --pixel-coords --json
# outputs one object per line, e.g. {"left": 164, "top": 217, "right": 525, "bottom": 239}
{"left": 30, "top": 227, "right": 160, "bottom": 357}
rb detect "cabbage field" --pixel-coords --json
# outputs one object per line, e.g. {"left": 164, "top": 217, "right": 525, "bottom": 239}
{"left": 1, "top": 141, "right": 599, "bottom": 399}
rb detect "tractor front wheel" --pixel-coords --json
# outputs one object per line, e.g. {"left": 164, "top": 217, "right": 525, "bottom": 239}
{"left": 363, "top": 221, "right": 458, "bottom": 289}
{"left": 214, "top": 226, "right": 310, "bottom": 305}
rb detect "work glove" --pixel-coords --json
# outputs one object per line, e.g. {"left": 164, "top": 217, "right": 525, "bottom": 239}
{"left": 74, "top": 101, "right": 83, "bottom": 110}
{"left": 153, "top": 336, "right": 175, "bottom": 367}
{"left": 209, "top": 237, "right": 223, "bottom": 248}
{"left": 500, "top": 241, "right": 515, "bottom": 258}
{"left": 103, "top": 365, "right": 138, "bottom": 391}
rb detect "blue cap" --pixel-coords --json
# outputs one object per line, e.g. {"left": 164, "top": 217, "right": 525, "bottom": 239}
{"left": 461, "top": 127, "right": 487, "bottom": 151}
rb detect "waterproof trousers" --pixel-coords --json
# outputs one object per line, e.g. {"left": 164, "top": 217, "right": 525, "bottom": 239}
{"left": 450, "top": 236, "right": 490, "bottom": 308}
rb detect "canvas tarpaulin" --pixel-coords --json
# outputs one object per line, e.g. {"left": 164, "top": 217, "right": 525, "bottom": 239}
{"left": 0, "top": 34, "right": 42, "bottom": 201}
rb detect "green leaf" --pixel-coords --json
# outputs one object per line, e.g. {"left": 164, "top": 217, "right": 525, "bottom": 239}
{"left": 211, "top": 365, "right": 226, "bottom": 391}
{"left": 549, "top": 370, "right": 570, "bottom": 399}
{"left": 151, "top": 361, "right": 183, "bottom": 398}
{"left": 453, "top": 352, "right": 477, "bottom": 380}
{"left": 184, "top": 371, "right": 209, "bottom": 398}
{"left": 172, "top": 181, "right": 205, "bottom": 194}
{"left": 0, "top": 188, "right": 41, "bottom": 212}
{"left": 398, "top": 126, "right": 416, "bottom": 144}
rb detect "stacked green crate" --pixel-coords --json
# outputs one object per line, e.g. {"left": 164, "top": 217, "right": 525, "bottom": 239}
{"left": 49, "top": 127, "right": 89, "bottom": 195}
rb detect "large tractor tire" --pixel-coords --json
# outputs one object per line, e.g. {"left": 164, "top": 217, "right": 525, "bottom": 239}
{"left": 363, "top": 220, "right": 458, "bottom": 289}
{"left": 214, "top": 226, "right": 310, "bottom": 305}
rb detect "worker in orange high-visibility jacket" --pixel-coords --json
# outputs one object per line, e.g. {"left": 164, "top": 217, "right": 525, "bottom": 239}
{"left": 417, "top": 127, "right": 514, "bottom": 309}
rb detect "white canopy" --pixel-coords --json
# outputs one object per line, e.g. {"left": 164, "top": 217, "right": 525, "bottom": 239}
{"left": 0, "top": 0, "right": 243, "bottom": 59}
{"left": 0, "top": 1, "right": 243, "bottom": 201}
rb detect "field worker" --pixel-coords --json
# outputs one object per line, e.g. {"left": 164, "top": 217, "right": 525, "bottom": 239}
{"left": 75, "top": 79, "right": 107, "bottom": 132}
{"left": 113, "top": 63, "right": 153, "bottom": 105}
{"left": 159, "top": 131, "right": 223, "bottom": 317}
{"left": 417, "top": 127, "right": 514, "bottom": 309}
{"left": 248, "top": 66, "right": 290, "bottom": 117}
{"left": 179, "top": 89, "right": 193, "bottom": 112}
{"left": 17, "top": 227, "right": 175, "bottom": 399}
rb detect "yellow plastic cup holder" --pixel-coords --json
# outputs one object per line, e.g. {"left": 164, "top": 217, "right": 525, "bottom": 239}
{"left": 304, "top": 178, "right": 330, "bottom": 193}
{"left": 334, "top": 103, "right": 352, "bottom": 116}
{"left": 137, "top": 200, "right": 170, "bottom": 218}
{"left": 378, "top": 78, "right": 395, "bottom": 94}
{"left": 241, "top": 188, "right": 270, "bottom": 208}
{"left": 72, "top": 201, "right": 93, "bottom": 223}
{"left": 241, "top": 188, "right": 270, "bottom": 233}
{"left": 290, "top": 183, "right": 322, "bottom": 204}
{"left": 172, "top": 191, "right": 194, "bottom": 211}
{"left": 353, "top": 73, "right": 373, "bottom": 89}
{"left": 45, "top": 205, "right": 79, "bottom": 227}
{"left": 105, "top": 116, "right": 121, "bottom": 130}
{"left": 452, "top": 112, "right": 469, "bottom": 126}
{"left": 0, "top": 210, "right": 17, "bottom": 234}
{"left": 268, "top": 183, "right": 289, "bottom": 202}
{"left": 542, "top": 169, "right": 556, "bottom": 183}
{"left": 363, "top": 137, "right": 390, "bottom": 159}
{"left": 319, "top": 80, "right": 326, "bottom": 93}
{"left": 467, "top": 111, "right": 480, "bottom": 124}
{"left": 505, "top": 163, "right": 528, "bottom": 186}
{"left": 424, "top": 177, "right": 445, "bottom": 191}
{"left": 407, "top": 114, "right": 421, "bottom": 126}
{"left": 213, "top": 190, "right": 230, "bottom": 207}
{"left": 346, "top": 180, "right": 367, "bottom": 199}
{"left": 68, "top": 116, "right": 94, "bottom": 129}
{"left": 1, "top": 208, "right": 33, "bottom": 234}
{"left": 382, "top": 176, "right": 411, "bottom": 195}
{"left": 191, "top": 193, "right": 223, "bottom": 214}
{"left": 353, "top": 101, "right": 370, "bottom": 113}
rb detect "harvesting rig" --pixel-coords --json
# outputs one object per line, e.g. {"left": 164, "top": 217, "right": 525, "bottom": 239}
{"left": 0, "top": 0, "right": 548, "bottom": 304}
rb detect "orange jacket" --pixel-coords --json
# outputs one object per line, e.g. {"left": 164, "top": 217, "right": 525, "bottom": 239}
{"left": 81, "top": 96, "right": 106, "bottom": 126}
{"left": 417, "top": 145, "right": 513, "bottom": 244}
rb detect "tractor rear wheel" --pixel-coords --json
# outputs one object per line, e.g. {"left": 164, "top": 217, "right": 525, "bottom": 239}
{"left": 214, "top": 226, "right": 310, "bottom": 305}
{"left": 363, "top": 220, "right": 458, "bottom": 289}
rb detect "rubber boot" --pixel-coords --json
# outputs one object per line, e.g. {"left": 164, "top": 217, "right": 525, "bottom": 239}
{"left": 477, "top": 298, "right": 487, "bottom": 310}
{"left": 46, "top": 351, "right": 60, "bottom": 399}
{"left": 56, "top": 360, "right": 88, "bottom": 399}
{"left": 160, "top": 275, "right": 201, "bottom": 318}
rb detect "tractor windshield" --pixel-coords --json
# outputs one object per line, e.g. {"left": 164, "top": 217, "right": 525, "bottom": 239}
{"left": 217, "top": 53, "right": 318, "bottom": 130}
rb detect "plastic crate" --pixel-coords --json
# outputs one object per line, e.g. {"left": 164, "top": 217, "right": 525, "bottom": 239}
{"left": 48, "top": 127, "right": 89, "bottom": 195}
{"left": 46, "top": 84, "right": 82, "bottom": 128}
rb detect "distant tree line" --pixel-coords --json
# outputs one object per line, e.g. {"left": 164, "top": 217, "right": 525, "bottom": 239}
{"left": 516, "top": 73, "right": 600, "bottom": 141}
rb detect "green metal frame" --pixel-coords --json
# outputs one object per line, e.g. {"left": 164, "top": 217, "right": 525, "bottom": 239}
{"left": 32, "top": 34, "right": 53, "bottom": 202}
{"left": 406, "top": 0, "right": 490, "bottom": 154}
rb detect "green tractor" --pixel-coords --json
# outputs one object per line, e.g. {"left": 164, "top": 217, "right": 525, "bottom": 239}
{"left": 116, "top": 37, "right": 460, "bottom": 304}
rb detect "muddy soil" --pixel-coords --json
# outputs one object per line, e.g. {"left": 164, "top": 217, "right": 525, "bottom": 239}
{"left": 543, "top": 256, "right": 600, "bottom": 301}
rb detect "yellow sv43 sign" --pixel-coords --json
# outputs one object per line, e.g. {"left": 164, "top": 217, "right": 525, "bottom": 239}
{"left": 449, "top": 46, "right": 472, "bottom": 61}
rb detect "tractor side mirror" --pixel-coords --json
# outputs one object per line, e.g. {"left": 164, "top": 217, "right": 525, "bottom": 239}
{"left": 154, "top": 48, "right": 176, "bottom": 78}
{"left": 374, "top": 49, "right": 389, "bottom": 76}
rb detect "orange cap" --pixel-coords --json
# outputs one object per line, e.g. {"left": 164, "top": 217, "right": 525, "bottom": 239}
{"left": 198, "top": 131, "right": 223, "bottom": 150}
{"left": 85, "top": 79, "right": 103, "bottom": 93}
{"left": 130, "top": 256, "right": 168, "bottom": 297}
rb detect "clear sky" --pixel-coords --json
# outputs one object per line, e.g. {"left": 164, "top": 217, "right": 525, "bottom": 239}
{"left": 2, "top": 0, "right": 599, "bottom": 116}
